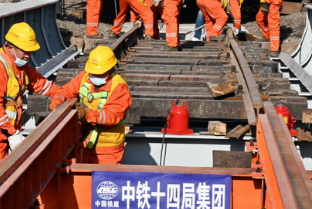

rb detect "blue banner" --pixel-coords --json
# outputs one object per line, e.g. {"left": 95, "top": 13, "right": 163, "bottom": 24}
{"left": 92, "top": 171, "right": 231, "bottom": 209}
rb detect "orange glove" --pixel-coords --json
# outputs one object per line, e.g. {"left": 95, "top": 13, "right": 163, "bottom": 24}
{"left": 75, "top": 103, "right": 88, "bottom": 120}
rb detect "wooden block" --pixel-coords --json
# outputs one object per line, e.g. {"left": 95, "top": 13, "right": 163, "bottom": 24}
{"left": 207, "top": 121, "right": 226, "bottom": 135}
{"left": 71, "top": 9, "right": 85, "bottom": 19}
{"left": 302, "top": 109, "right": 312, "bottom": 123}
{"left": 296, "top": 128, "right": 312, "bottom": 142}
{"left": 125, "top": 126, "right": 133, "bottom": 134}
{"left": 206, "top": 76, "right": 236, "bottom": 98}
{"left": 226, "top": 125, "right": 250, "bottom": 139}
{"left": 213, "top": 151, "right": 251, "bottom": 168}
{"left": 280, "top": 2, "right": 303, "bottom": 15}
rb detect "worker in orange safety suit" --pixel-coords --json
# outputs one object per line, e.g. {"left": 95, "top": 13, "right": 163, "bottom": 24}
{"left": 50, "top": 46, "right": 132, "bottom": 165}
{"left": 109, "top": 0, "right": 154, "bottom": 39}
{"left": 197, "top": 0, "right": 242, "bottom": 41}
{"left": 156, "top": 0, "right": 182, "bottom": 50}
{"left": 256, "top": 0, "right": 283, "bottom": 57}
{"left": 0, "top": 22, "right": 63, "bottom": 161}
{"left": 130, "top": 0, "right": 163, "bottom": 39}
{"left": 86, "top": 0, "right": 104, "bottom": 38}
{"left": 196, "top": 0, "right": 227, "bottom": 42}
{"left": 224, "top": 0, "right": 243, "bottom": 35}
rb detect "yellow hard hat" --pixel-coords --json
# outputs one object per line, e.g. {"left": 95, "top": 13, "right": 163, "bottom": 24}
{"left": 85, "top": 46, "right": 117, "bottom": 75}
{"left": 5, "top": 22, "right": 40, "bottom": 52}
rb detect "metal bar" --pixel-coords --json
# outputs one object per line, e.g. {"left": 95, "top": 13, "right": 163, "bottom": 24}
{"left": 110, "top": 23, "right": 140, "bottom": 59}
{"left": 0, "top": 98, "right": 77, "bottom": 186}
{"left": 257, "top": 102, "right": 312, "bottom": 208}
{"left": 37, "top": 44, "right": 79, "bottom": 78}
{"left": 69, "top": 163, "right": 254, "bottom": 175}
{"left": 229, "top": 50, "right": 257, "bottom": 126}
{"left": 0, "top": 0, "right": 77, "bottom": 70}
{"left": 227, "top": 29, "right": 263, "bottom": 114}
{"left": 280, "top": 52, "right": 312, "bottom": 94}
{"left": 0, "top": 98, "right": 79, "bottom": 207}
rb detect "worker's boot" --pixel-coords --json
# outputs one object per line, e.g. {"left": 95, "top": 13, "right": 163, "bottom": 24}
{"left": 87, "top": 34, "right": 103, "bottom": 39}
{"left": 163, "top": 46, "right": 179, "bottom": 51}
{"left": 268, "top": 51, "right": 280, "bottom": 57}
{"left": 144, "top": 35, "right": 153, "bottom": 40}
{"left": 108, "top": 31, "right": 119, "bottom": 39}
{"left": 209, "top": 35, "right": 224, "bottom": 42}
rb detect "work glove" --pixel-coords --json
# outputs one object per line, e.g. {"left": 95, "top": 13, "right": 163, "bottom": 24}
{"left": 8, "top": 130, "right": 25, "bottom": 152}
{"left": 52, "top": 103, "right": 62, "bottom": 110}
{"left": 302, "top": 0, "right": 311, "bottom": 4}
{"left": 75, "top": 103, "right": 88, "bottom": 120}
{"left": 261, "top": 2, "right": 270, "bottom": 14}
{"left": 233, "top": 28, "right": 239, "bottom": 36}
{"left": 152, "top": 0, "right": 162, "bottom": 6}
{"left": 133, "top": 20, "right": 142, "bottom": 28}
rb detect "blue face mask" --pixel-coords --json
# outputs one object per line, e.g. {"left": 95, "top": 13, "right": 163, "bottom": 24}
{"left": 89, "top": 74, "right": 107, "bottom": 86}
{"left": 13, "top": 47, "right": 28, "bottom": 67}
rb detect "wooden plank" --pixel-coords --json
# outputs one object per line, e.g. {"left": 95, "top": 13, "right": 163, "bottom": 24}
{"left": 213, "top": 151, "right": 251, "bottom": 168}
{"left": 280, "top": 2, "right": 303, "bottom": 15}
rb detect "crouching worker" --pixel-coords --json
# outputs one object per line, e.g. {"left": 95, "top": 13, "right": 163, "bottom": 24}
{"left": 0, "top": 22, "right": 64, "bottom": 161}
{"left": 50, "top": 46, "right": 132, "bottom": 165}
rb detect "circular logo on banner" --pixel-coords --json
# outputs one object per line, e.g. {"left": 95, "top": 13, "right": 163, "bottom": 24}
{"left": 97, "top": 181, "right": 118, "bottom": 200}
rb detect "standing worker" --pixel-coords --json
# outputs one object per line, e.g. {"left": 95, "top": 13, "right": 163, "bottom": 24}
{"left": 192, "top": 10, "right": 204, "bottom": 41}
{"left": 50, "top": 46, "right": 132, "bottom": 165}
{"left": 158, "top": 0, "right": 182, "bottom": 50}
{"left": 256, "top": 0, "right": 283, "bottom": 57}
{"left": 130, "top": 0, "right": 163, "bottom": 39}
{"left": 86, "top": 0, "right": 104, "bottom": 38}
{"left": 0, "top": 22, "right": 63, "bottom": 160}
{"left": 223, "top": 0, "right": 243, "bottom": 35}
{"left": 196, "top": 0, "right": 228, "bottom": 41}
{"left": 109, "top": 0, "right": 154, "bottom": 39}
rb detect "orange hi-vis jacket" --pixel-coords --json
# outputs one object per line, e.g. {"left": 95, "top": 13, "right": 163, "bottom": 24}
{"left": 50, "top": 71, "right": 132, "bottom": 164}
{"left": 0, "top": 45, "right": 62, "bottom": 160}
{"left": 50, "top": 71, "right": 132, "bottom": 148}
{"left": 161, "top": 0, "right": 182, "bottom": 47}
{"left": 256, "top": 0, "right": 283, "bottom": 52}
{"left": 197, "top": 0, "right": 228, "bottom": 41}
{"left": 110, "top": 0, "right": 154, "bottom": 37}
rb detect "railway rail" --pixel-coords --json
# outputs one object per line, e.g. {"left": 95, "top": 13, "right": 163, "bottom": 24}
{"left": 1, "top": 0, "right": 312, "bottom": 209}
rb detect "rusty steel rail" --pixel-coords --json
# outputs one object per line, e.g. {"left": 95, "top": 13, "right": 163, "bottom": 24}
{"left": 227, "top": 29, "right": 263, "bottom": 119}
{"left": 110, "top": 22, "right": 141, "bottom": 59}
{"left": 0, "top": 98, "right": 79, "bottom": 208}
{"left": 255, "top": 102, "right": 312, "bottom": 208}
{"left": 0, "top": 11, "right": 311, "bottom": 208}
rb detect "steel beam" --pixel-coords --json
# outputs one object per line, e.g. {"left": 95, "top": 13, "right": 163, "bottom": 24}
{"left": 256, "top": 102, "right": 312, "bottom": 209}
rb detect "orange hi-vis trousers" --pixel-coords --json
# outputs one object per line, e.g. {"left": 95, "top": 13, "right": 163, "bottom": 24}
{"left": 111, "top": 0, "right": 154, "bottom": 37}
{"left": 86, "top": 0, "right": 103, "bottom": 36}
{"left": 197, "top": 0, "right": 228, "bottom": 41}
{"left": 256, "top": 3, "right": 282, "bottom": 52}
{"left": 130, "top": 0, "right": 163, "bottom": 39}
{"left": 82, "top": 143, "right": 125, "bottom": 164}
{"left": 161, "top": 0, "right": 182, "bottom": 47}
